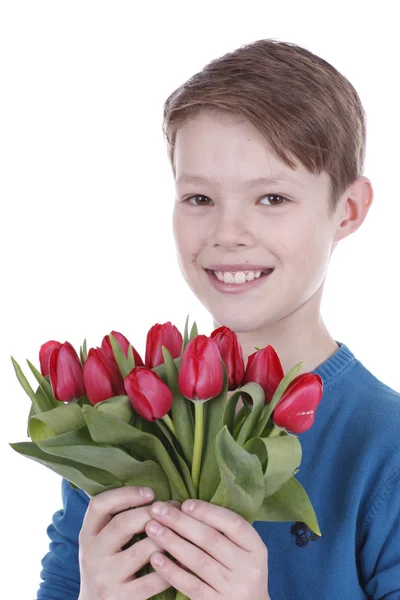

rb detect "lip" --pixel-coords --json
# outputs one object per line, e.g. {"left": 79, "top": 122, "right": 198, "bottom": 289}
{"left": 206, "top": 263, "right": 272, "bottom": 272}
{"left": 205, "top": 268, "right": 274, "bottom": 294}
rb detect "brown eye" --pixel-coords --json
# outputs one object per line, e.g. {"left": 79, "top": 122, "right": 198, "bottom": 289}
{"left": 260, "top": 194, "right": 287, "bottom": 206}
{"left": 186, "top": 195, "right": 213, "bottom": 206}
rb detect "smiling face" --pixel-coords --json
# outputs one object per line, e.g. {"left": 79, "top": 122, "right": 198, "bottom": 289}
{"left": 172, "top": 110, "right": 343, "bottom": 337}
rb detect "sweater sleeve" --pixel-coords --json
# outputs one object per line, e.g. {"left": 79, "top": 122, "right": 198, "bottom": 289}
{"left": 358, "top": 467, "right": 400, "bottom": 599}
{"left": 36, "top": 478, "right": 89, "bottom": 600}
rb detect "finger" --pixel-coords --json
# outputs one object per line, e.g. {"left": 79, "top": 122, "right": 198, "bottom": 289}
{"left": 146, "top": 519, "right": 228, "bottom": 592}
{"left": 150, "top": 552, "right": 216, "bottom": 600}
{"left": 97, "top": 505, "right": 156, "bottom": 553}
{"left": 181, "top": 499, "right": 260, "bottom": 551}
{"left": 149, "top": 501, "right": 240, "bottom": 568}
{"left": 119, "top": 536, "right": 163, "bottom": 581}
{"left": 80, "top": 486, "right": 154, "bottom": 541}
{"left": 126, "top": 570, "right": 171, "bottom": 600}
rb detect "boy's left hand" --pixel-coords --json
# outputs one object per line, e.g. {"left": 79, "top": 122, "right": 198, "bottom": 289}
{"left": 145, "top": 499, "right": 270, "bottom": 600}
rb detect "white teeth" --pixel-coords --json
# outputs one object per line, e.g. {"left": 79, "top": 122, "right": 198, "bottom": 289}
{"left": 213, "top": 270, "right": 264, "bottom": 284}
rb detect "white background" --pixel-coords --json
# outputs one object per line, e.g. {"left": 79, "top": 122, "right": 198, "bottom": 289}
{"left": 1, "top": 1, "right": 399, "bottom": 596}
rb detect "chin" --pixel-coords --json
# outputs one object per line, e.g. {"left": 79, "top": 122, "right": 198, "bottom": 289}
{"left": 208, "top": 308, "right": 270, "bottom": 334}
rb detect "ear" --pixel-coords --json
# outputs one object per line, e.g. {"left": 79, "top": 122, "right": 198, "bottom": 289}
{"left": 333, "top": 176, "right": 374, "bottom": 243}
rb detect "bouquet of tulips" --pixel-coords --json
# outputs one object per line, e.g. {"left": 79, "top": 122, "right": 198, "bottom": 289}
{"left": 10, "top": 317, "right": 322, "bottom": 599}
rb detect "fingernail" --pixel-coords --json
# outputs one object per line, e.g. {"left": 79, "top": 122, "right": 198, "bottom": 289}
{"left": 151, "top": 502, "right": 168, "bottom": 516}
{"left": 152, "top": 552, "right": 165, "bottom": 567}
{"left": 139, "top": 487, "right": 154, "bottom": 499}
{"left": 147, "top": 521, "right": 164, "bottom": 536}
{"left": 183, "top": 500, "right": 196, "bottom": 512}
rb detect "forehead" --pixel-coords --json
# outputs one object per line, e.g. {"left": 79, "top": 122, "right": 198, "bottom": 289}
{"left": 173, "top": 111, "right": 327, "bottom": 192}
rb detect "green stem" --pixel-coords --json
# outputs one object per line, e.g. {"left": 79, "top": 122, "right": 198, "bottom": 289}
{"left": 175, "top": 593, "right": 190, "bottom": 600}
{"left": 191, "top": 400, "right": 204, "bottom": 494}
{"left": 161, "top": 413, "right": 177, "bottom": 437}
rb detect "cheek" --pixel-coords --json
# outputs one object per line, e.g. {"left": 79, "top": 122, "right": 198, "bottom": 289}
{"left": 277, "top": 219, "right": 332, "bottom": 275}
{"left": 172, "top": 211, "right": 200, "bottom": 267}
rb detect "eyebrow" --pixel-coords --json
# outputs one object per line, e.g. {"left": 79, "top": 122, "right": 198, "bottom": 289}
{"left": 175, "top": 173, "right": 305, "bottom": 189}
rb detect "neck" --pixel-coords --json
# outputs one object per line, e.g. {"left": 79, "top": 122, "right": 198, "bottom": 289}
{"left": 213, "top": 289, "right": 338, "bottom": 376}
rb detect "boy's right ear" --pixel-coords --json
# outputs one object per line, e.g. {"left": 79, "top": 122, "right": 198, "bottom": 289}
{"left": 333, "top": 176, "right": 373, "bottom": 243}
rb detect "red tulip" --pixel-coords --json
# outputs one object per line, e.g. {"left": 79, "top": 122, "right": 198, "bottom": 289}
{"left": 243, "top": 345, "right": 284, "bottom": 403}
{"left": 273, "top": 373, "right": 323, "bottom": 434}
{"left": 101, "top": 330, "right": 144, "bottom": 368}
{"left": 124, "top": 366, "right": 173, "bottom": 421}
{"left": 210, "top": 326, "right": 244, "bottom": 390}
{"left": 83, "top": 347, "right": 125, "bottom": 405}
{"left": 178, "top": 335, "right": 224, "bottom": 401}
{"left": 49, "top": 342, "right": 85, "bottom": 402}
{"left": 39, "top": 340, "right": 62, "bottom": 377}
{"left": 145, "top": 321, "right": 183, "bottom": 368}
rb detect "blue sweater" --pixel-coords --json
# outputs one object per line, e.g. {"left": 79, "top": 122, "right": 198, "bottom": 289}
{"left": 37, "top": 343, "right": 400, "bottom": 599}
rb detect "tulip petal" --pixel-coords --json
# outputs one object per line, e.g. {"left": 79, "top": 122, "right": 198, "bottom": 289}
{"left": 83, "top": 354, "right": 114, "bottom": 405}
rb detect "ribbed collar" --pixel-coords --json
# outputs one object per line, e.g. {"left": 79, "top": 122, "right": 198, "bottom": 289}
{"left": 312, "top": 341, "right": 356, "bottom": 387}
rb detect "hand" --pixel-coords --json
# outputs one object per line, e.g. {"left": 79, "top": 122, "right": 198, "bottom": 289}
{"left": 78, "top": 486, "right": 173, "bottom": 600}
{"left": 145, "top": 499, "right": 270, "bottom": 600}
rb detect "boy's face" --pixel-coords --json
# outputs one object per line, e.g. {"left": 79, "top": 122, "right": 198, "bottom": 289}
{"left": 172, "top": 110, "right": 343, "bottom": 334}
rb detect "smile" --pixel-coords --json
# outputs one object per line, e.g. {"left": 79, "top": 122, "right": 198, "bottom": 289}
{"left": 205, "top": 268, "right": 274, "bottom": 294}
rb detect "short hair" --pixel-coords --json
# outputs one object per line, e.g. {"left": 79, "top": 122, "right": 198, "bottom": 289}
{"left": 162, "top": 39, "right": 366, "bottom": 212}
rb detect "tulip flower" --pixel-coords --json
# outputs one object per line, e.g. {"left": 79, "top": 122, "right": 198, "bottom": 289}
{"left": 145, "top": 321, "right": 183, "bottom": 368}
{"left": 39, "top": 340, "right": 62, "bottom": 377}
{"left": 101, "top": 330, "right": 144, "bottom": 368}
{"left": 124, "top": 367, "right": 174, "bottom": 430}
{"left": 243, "top": 345, "right": 284, "bottom": 403}
{"left": 210, "top": 326, "right": 244, "bottom": 390}
{"left": 178, "top": 335, "right": 224, "bottom": 493}
{"left": 49, "top": 342, "right": 85, "bottom": 402}
{"left": 273, "top": 373, "right": 323, "bottom": 434}
{"left": 178, "top": 335, "right": 224, "bottom": 401}
{"left": 83, "top": 347, "right": 125, "bottom": 405}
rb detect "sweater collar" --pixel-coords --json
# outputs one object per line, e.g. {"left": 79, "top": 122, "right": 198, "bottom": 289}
{"left": 312, "top": 341, "right": 355, "bottom": 387}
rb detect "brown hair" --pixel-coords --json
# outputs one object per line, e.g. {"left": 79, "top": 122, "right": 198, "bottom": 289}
{"left": 162, "top": 39, "right": 366, "bottom": 211}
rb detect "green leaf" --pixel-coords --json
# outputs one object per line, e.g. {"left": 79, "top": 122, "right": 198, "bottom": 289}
{"left": 210, "top": 426, "right": 265, "bottom": 522}
{"left": 79, "top": 339, "right": 88, "bottom": 364}
{"left": 197, "top": 362, "right": 229, "bottom": 501}
{"left": 26, "top": 361, "right": 58, "bottom": 408}
{"left": 235, "top": 382, "right": 265, "bottom": 446}
{"left": 28, "top": 402, "right": 86, "bottom": 441}
{"left": 180, "top": 315, "right": 190, "bottom": 359}
{"left": 82, "top": 406, "right": 189, "bottom": 501}
{"left": 152, "top": 356, "right": 181, "bottom": 384}
{"left": 223, "top": 388, "right": 244, "bottom": 435}
{"left": 244, "top": 434, "right": 302, "bottom": 496}
{"left": 109, "top": 334, "right": 130, "bottom": 379}
{"left": 162, "top": 346, "right": 194, "bottom": 466}
{"left": 37, "top": 427, "right": 171, "bottom": 501}
{"left": 189, "top": 321, "right": 198, "bottom": 340}
{"left": 95, "top": 395, "right": 135, "bottom": 424}
{"left": 254, "top": 476, "right": 321, "bottom": 535}
{"left": 157, "top": 420, "right": 196, "bottom": 498}
{"left": 127, "top": 344, "right": 135, "bottom": 371}
{"left": 12, "top": 357, "right": 54, "bottom": 413}
{"left": 10, "top": 441, "right": 121, "bottom": 497}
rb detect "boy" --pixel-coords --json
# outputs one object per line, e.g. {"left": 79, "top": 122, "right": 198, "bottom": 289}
{"left": 37, "top": 39, "right": 400, "bottom": 599}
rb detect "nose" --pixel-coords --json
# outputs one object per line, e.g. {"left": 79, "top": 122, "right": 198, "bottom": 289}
{"left": 211, "top": 206, "right": 254, "bottom": 249}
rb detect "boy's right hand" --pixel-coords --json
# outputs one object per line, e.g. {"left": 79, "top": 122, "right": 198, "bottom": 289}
{"left": 78, "top": 486, "right": 172, "bottom": 600}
